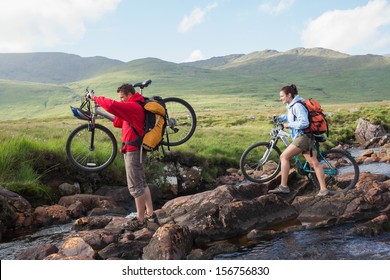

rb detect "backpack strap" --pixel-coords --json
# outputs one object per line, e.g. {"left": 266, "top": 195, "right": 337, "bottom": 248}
{"left": 124, "top": 100, "right": 144, "bottom": 149}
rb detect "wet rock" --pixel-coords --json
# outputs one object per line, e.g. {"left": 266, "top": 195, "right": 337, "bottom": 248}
{"left": 72, "top": 216, "right": 113, "bottom": 231}
{"left": 69, "top": 228, "right": 119, "bottom": 250}
{"left": 187, "top": 242, "right": 239, "bottom": 260}
{"left": 16, "top": 243, "right": 59, "bottom": 260}
{"left": 351, "top": 214, "right": 390, "bottom": 236}
{"left": 58, "top": 237, "right": 97, "bottom": 259}
{"left": 143, "top": 224, "right": 193, "bottom": 260}
{"left": 98, "top": 240, "right": 148, "bottom": 260}
{"left": 160, "top": 185, "right": 298, "bottom": 243}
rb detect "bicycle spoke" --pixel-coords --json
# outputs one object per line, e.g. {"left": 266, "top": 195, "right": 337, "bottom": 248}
{"left": 311, "top": 149, "right": 359, "bottom": 192}
{"left": 240, "top": 142, "right": 281, "bottom": 183}
{"left": 66, "top": 124, "right": 117, "bottom": 172}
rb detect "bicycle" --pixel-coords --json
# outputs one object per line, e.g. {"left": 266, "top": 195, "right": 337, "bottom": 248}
{"left": 66, "top": 79, "right": 197, "bottom": 172}
{"left": 239, "top": 118, "right": 360, "bottom": 193}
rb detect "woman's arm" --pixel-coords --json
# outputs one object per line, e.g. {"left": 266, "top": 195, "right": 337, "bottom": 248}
{"left": 289, "top": 103, "right": 309, "bottom": 129}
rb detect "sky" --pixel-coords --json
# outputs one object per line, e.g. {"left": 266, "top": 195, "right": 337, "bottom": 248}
{"left": 0, "top": 0, "right": 389, "bottom": 63}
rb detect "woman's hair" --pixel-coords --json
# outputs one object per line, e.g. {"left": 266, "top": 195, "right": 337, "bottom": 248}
{"left": 117, "top": 83, "right": 136, "bottom": 95}
{"left": 280, "top": 84, "right": 298, "bottom": 97}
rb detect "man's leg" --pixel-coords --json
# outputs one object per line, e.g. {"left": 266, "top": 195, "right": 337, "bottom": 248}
{"left": 124, "top": 151, "right": 152, "bottom": 222}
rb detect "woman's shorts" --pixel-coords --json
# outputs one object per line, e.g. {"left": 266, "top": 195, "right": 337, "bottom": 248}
{"left": 292, "top": 134, "right": 313, "bottom": 153}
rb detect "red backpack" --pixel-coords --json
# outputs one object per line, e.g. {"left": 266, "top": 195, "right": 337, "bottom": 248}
{"left": 296, "top": 98, "right": 329, "bottom": 136}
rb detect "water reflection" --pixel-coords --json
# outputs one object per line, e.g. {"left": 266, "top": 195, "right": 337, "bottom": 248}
{"left": 216, "top": 225, "right": 390, "bottom": 260}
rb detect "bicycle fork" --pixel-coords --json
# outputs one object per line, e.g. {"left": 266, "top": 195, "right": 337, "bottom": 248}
{"left": 87, "top": 122, "right": 96, "bottom": 152}
{"left": 260, "top": 140, "right": 278, "bottom": 165}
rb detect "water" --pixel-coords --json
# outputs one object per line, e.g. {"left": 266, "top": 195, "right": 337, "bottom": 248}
{"left": 1, "top": 222, "right": 390, "bottom": 260}
{"left": 0, "top": 223, "right": 73, "bottom": 260}
{"left": 349, "top": 147, "right": 390, "bottom": 177}
{"left": 216, "top": 225, "right": 390, "bottom": 260}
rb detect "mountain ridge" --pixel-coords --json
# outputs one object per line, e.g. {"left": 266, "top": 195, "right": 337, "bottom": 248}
{"left": 0, "top": 47, "right": 389, "bottom": 120}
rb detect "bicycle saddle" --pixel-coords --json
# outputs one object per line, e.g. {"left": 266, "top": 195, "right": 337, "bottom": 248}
{"left": 314, "top": 135, "right": 327, "bottom": 142}
{"left": 133, "top": 79, "right": 152, "bottom": 89}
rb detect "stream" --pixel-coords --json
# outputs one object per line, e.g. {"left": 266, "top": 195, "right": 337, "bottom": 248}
{"left": 216, "top": 224, "right": 390, "bottom": 260}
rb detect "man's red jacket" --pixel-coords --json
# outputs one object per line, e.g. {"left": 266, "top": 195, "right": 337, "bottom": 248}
{"left": 93, "top": 92, "right": 145, "bottom": 152}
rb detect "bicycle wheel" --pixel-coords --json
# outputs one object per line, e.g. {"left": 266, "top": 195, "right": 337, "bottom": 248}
{"left": 309, "top": 149, "right": 360, "bottom": 192}
{"left": 240, "top": 142, "right": 282, "bottom": 183}
{"left": 161, "top": 97, "right": 197, "bottom": 146}
{"left": 66, "top": 123, "right": 118, "bottom": 172}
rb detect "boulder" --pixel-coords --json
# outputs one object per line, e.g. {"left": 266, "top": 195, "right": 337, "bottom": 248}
{"left": 355, "top": 118, "right": 386, "bottom": 145}
{"left": 33, "top": 205, "right": 71, "bottom": 226}
{"left": 143, "top": 224, "right": 193, "bottom": 260}
{"left": 160, "top": 184, "right": 298, "bottom": 243}
{"left": 0, "top": 187, "right": 34, "bottom": 238}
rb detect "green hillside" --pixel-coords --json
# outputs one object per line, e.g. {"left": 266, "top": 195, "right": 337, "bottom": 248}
{"left": 0, "top": 52, "right": 123, "bottom": 83}
{"left": 0, "top": 48, "right": 389, "bottom": 121}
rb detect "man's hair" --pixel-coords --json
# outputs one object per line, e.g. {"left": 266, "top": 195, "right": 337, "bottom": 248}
{"left": 117, "top": 83, "right": 136, "bottom": 95}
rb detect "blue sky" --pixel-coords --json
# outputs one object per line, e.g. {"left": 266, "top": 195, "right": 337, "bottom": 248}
{"left": 0, "top": 0, "right": 389, "bottom": 62}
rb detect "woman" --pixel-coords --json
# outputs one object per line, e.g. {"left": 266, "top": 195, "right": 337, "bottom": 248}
{"left": 269, "top": 84, "right": 330, "bottom": 197}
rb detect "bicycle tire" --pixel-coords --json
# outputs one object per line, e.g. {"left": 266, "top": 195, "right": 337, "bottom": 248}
{"left": 309, "top": 149, "right": 360, "bottom": 192}
{"left": 240, "top": 142, "right": 282, "bottom": 183}
{"left": 66, "top": 123, "right": 118, "bottom": 172}
{"left": 161, "top": 97, "right": 197, "bottom": 146}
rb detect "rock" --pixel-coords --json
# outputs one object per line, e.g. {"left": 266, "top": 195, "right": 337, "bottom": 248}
{"left": 94, "top": 186, "right": 134, "bottom": 211}
{"left": 58, "top": 194, "right": 118, "bottom": 216}
{"left": 294, "top": 173, "right": 390, "bottom": 222}
{"left": 16, "top": 244, "right": 59, "bottom": 260}
{"left": 58, "top": 237, "right": 97, "bottom": 259}
{"left": 351, "top": 215, "right": 390, "bottom": 236}
{"left": 58, "top": 182, "right": 80, "bottom": 196}
{"left": 98, "top": 240, "right": 149, "bottom": 260}
{"left": 33, "top": 205, "right": 71, "bottom": 227}
{"left": 0, "top": 187, "right": 34, "bottom": 236}
{"left": 355, "top": 118, "right": 386, "bottom": 145}
{"left": 69, "top": 228, "right": 120, "bottom": 250}
{"left": 143, "top": 224, "right": 193, "bottom": 260}
{"left": 72, "top": 216, "right": 113, "bottom": 231}
{"left": 160, "top": 185, "right": 298, "bottom": 243}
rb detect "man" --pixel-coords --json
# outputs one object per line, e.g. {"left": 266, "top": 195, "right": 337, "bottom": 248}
{"left": 87, "top": 83, "right": 157, "bottom": 230}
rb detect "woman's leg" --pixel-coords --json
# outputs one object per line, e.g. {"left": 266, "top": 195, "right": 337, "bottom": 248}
{"left": 303, "top": 151, "right": 327, "bottom": 191}
{"left": 280, "top": 144, "right": 302, "bottom": 186}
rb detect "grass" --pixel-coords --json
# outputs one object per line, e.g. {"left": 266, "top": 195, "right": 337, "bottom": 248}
{"left": 0, "top": 99, "right": 389, "bottom": 204}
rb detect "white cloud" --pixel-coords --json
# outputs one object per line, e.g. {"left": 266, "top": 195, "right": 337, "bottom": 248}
{"left": 0, "top": 0, "right": 121, "bottom": 52}
{"left": 183, "top": 50, "right": 205, "bottom": 62}
{"left": 259, "top": 0, "right": 295, "bottom": 15}
{"left": 301, "top": 0, "right": 390, "bottom": 54}
{"left": 178, "top": 3, "right": 218, "bottom": 33}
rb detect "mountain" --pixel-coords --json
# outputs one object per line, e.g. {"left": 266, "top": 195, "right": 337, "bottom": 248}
{"left": 0, "top": 48, "right": 389, "bottom": 120}
{"left": 0, "top": 52, "right": 123, "bottom": 83}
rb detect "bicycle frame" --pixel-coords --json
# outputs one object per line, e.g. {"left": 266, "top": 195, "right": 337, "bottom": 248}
{"left": 269, "top": 121, "right": 338, "bottom": 177}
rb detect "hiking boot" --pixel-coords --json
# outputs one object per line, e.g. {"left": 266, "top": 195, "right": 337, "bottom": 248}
{"left": 316, "top": 189, "right": 331, "bottom": 197}
{"left": 268, "top": 185, "right": 290, "bottom": 194}
{"left": 145, "top": 212, "right": 159, "bottom": 225}
{"left": 121, "top": 217, "right": 146, "bottom": 231}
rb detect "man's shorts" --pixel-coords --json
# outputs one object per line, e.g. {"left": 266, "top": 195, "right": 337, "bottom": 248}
{"left": 292, "top": 134, "right": 313, "bottom": 153}
{"left": 123, "top": 151, "right": 147, "bottom": 198}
